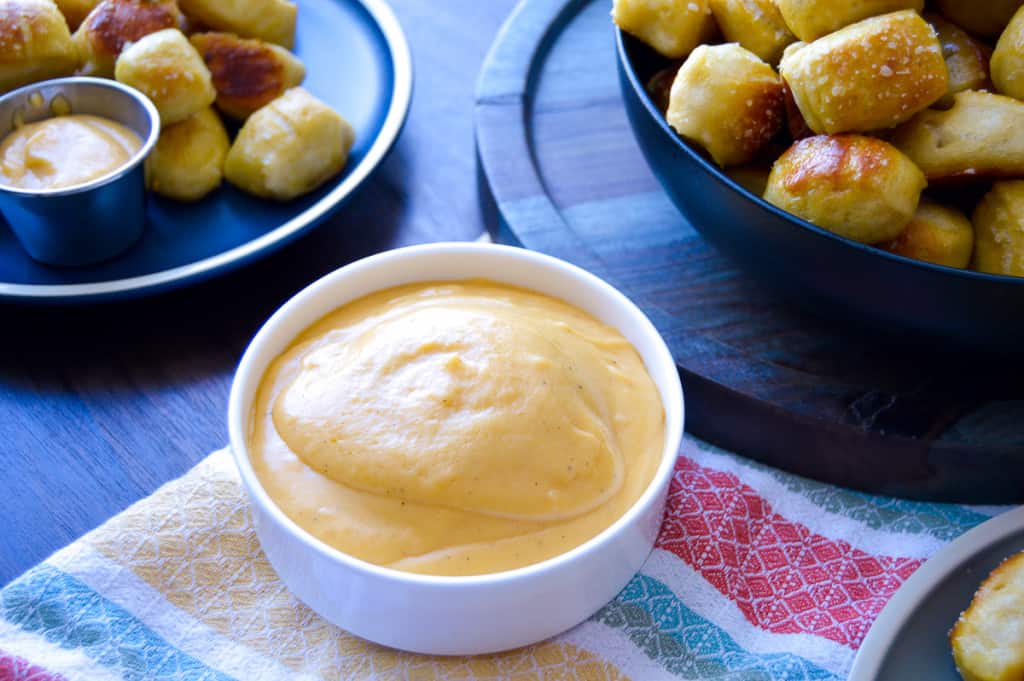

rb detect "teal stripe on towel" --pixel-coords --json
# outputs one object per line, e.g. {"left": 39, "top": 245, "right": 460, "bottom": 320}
{"left": 1, "top": 564, "right": 236, "bottom": 681}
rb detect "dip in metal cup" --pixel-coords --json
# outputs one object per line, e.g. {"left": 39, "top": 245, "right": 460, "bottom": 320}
{"left": 0, "top": 77, "right": 160, "bottom": 267}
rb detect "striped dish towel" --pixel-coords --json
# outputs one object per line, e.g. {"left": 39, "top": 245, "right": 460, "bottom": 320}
{"left": 0, "top": 438, "right": 1007, "bottom": 681}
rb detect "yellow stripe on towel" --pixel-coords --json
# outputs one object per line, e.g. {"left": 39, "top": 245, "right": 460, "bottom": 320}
{"left": 83, "top": 450, "right": 629, "bottom": 681}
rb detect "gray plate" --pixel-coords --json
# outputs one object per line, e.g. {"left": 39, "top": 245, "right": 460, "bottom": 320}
{"left": 849, "top": 506, "right": 1024, "bottom": 680}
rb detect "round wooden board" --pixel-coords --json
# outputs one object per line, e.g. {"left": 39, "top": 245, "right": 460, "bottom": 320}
{"left": 475, "top": 0, "right": 1024, "bottom": 503}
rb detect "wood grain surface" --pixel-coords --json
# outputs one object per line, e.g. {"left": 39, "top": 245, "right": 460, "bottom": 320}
{"left": 0, "top": 0, "right": 517, "bottom": 586}
{"left": 476, "top": 0, "right": 1024, "bottom": 502}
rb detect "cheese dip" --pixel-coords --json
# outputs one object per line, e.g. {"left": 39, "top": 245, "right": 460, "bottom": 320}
{"left": 249, "top": 280, "right": 665, "bottom": 576}
{"left": 0, "top": 114, "right": 142, "bottom": 190}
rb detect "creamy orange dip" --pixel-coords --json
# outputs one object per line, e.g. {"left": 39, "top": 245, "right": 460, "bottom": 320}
{"left": 0, "top": 115, "right": 141, "bottom": 190}
{"left": 249, "top": 280, "right": 666, "bottom": 576}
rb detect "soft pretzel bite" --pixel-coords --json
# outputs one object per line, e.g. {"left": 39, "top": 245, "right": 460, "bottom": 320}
{"left": 951, "top": 551, "right": 1024, "bottom": 678}
{"left": 763, "top": 134, "right": 926, "bottom": 244}
{"left": 882, "top": 201, "right": 974, "bottom": 268}
{"left": 0, "top": 0, "right": 78, "bottom": 92}
{"left": 774, "top": 0, "right": 923, "bottom": 42}
{"left": 145, "top": 106, "right": 228, "bottom": 201}
{"left": 927, "top": 14, "right": 991, "bottom": 108}
{"left": 612, "top": 0, "right": 715, "bottom": 59}
{"left": 73, "top": 0, "right": 183, "bottom": 77}
{"left": 779, "top": 11, "right": 947, "bottom": 134}
{"left": 190, "top": 32, "right": 304, "bottom": 120}
{"left": 891, "top": 90, "right": 1024, "bottom": 182}
{"left": 55, "top": 0, "right": 99, "bottom": 30}
{"left": 972, "top": 182, "right": 1024, "bottom": 276}
{"left": 114, "top": 28, "right": 215, "bottom": 125}
{"left": 707, "top": 0, "right": 794, "bottom": 64}
{"left": 935, "top": 0, "right": 1023, "bottom": 39}
{"left": 666, "top": 43, "right": 784, "bottom": 167}
{"left": 177, "top": 0, "right": 295, "bottom": 48}
{"left": 224, "top": 87, "right": 355, "bottom": 201}
{"left": 992, "top": 5, "right": 1024, "bottom": 101}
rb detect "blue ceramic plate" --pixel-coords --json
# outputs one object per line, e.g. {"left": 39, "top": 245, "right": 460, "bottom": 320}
{"left": 0, "top": 0, "right": 412, "bottom": 302}
{"left": 849, "top": 506, "right": 1024, "bottom": 680}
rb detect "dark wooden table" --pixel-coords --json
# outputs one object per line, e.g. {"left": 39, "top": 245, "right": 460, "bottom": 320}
{"left": 0, "top": 0, "right": 518, "bottom": 585}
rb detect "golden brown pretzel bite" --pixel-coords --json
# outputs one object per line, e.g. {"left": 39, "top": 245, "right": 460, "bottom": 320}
{"left": 176, "top": 0, "right": 296, "bottom": 49}
{"left": 612, "top": 0, "right": 715, "bottom": 59}
{"left": 882, "top": 201, "right": 974, "bottom": 268}
{"left": 707, "top": 0, "right": 794, "bottom": 64}
{"left": 114, "top": 28, "right": 215, "bottom": 125}
{"left": 666, "top": 43, "right": 784, "bottom": 167}
{"left": 225, "top": 87, "right": 355, "bottom": 201}
{"left": 73, "top": 0, "right": 183, "bottom": 77}
{"left": 991, "top": 5, "right": 1024, "bottom": 101}
{"left": 891, "top": 90, "right": 1024, "bottom": 182}
{"left": 763, "top": 134, "right": 926, "bottom": 244}
{"left": 190, "top": 32, "right": 305, "bottom": 120}
{"left": 0, "top": 0, "right": 78, "bottom": 92}
{"left": 145, "top": 106, "right": 229, "bottom": 201}
{"left": 950, "top": 550, "right": 1024, "bottom": 677}
{"left": 779, "top": 11, "right": 947, "bottom": 134}
{"left": 972, "top": 182, "right": 1024, "bottom": 276}
{"left": 775, "top": 0, "right": 923, "bottom": 42}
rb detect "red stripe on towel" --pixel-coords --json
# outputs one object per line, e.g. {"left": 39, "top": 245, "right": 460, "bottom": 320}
{"left": 656, "top": 456, "right": 921, "bottom": 648}
{"left": 0, "top": 651, "right": 65, "bottom": 681}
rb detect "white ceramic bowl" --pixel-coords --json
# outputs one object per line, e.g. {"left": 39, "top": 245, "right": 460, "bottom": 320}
{"left": 227, "top": 242, "right": 685, "bottom": 655}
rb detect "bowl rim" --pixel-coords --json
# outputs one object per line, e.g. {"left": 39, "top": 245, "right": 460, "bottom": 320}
{"left": 615, "top": 28, "right": 1024, "bottom": 286}
{"left": 227, "top": 241, "right": 685, "bottom": 588}
{"left": 0, "top": 76, "right": 160, "bottom": 197}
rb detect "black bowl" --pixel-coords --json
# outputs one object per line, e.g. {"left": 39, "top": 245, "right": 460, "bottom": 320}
{"left": 616, "top": 30, "right": 1024, "bottom": 352}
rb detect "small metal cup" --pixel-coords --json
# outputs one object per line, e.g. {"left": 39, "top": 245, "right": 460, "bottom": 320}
{"left": 0, "top": 77, "right": 160, "bottom": 267}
